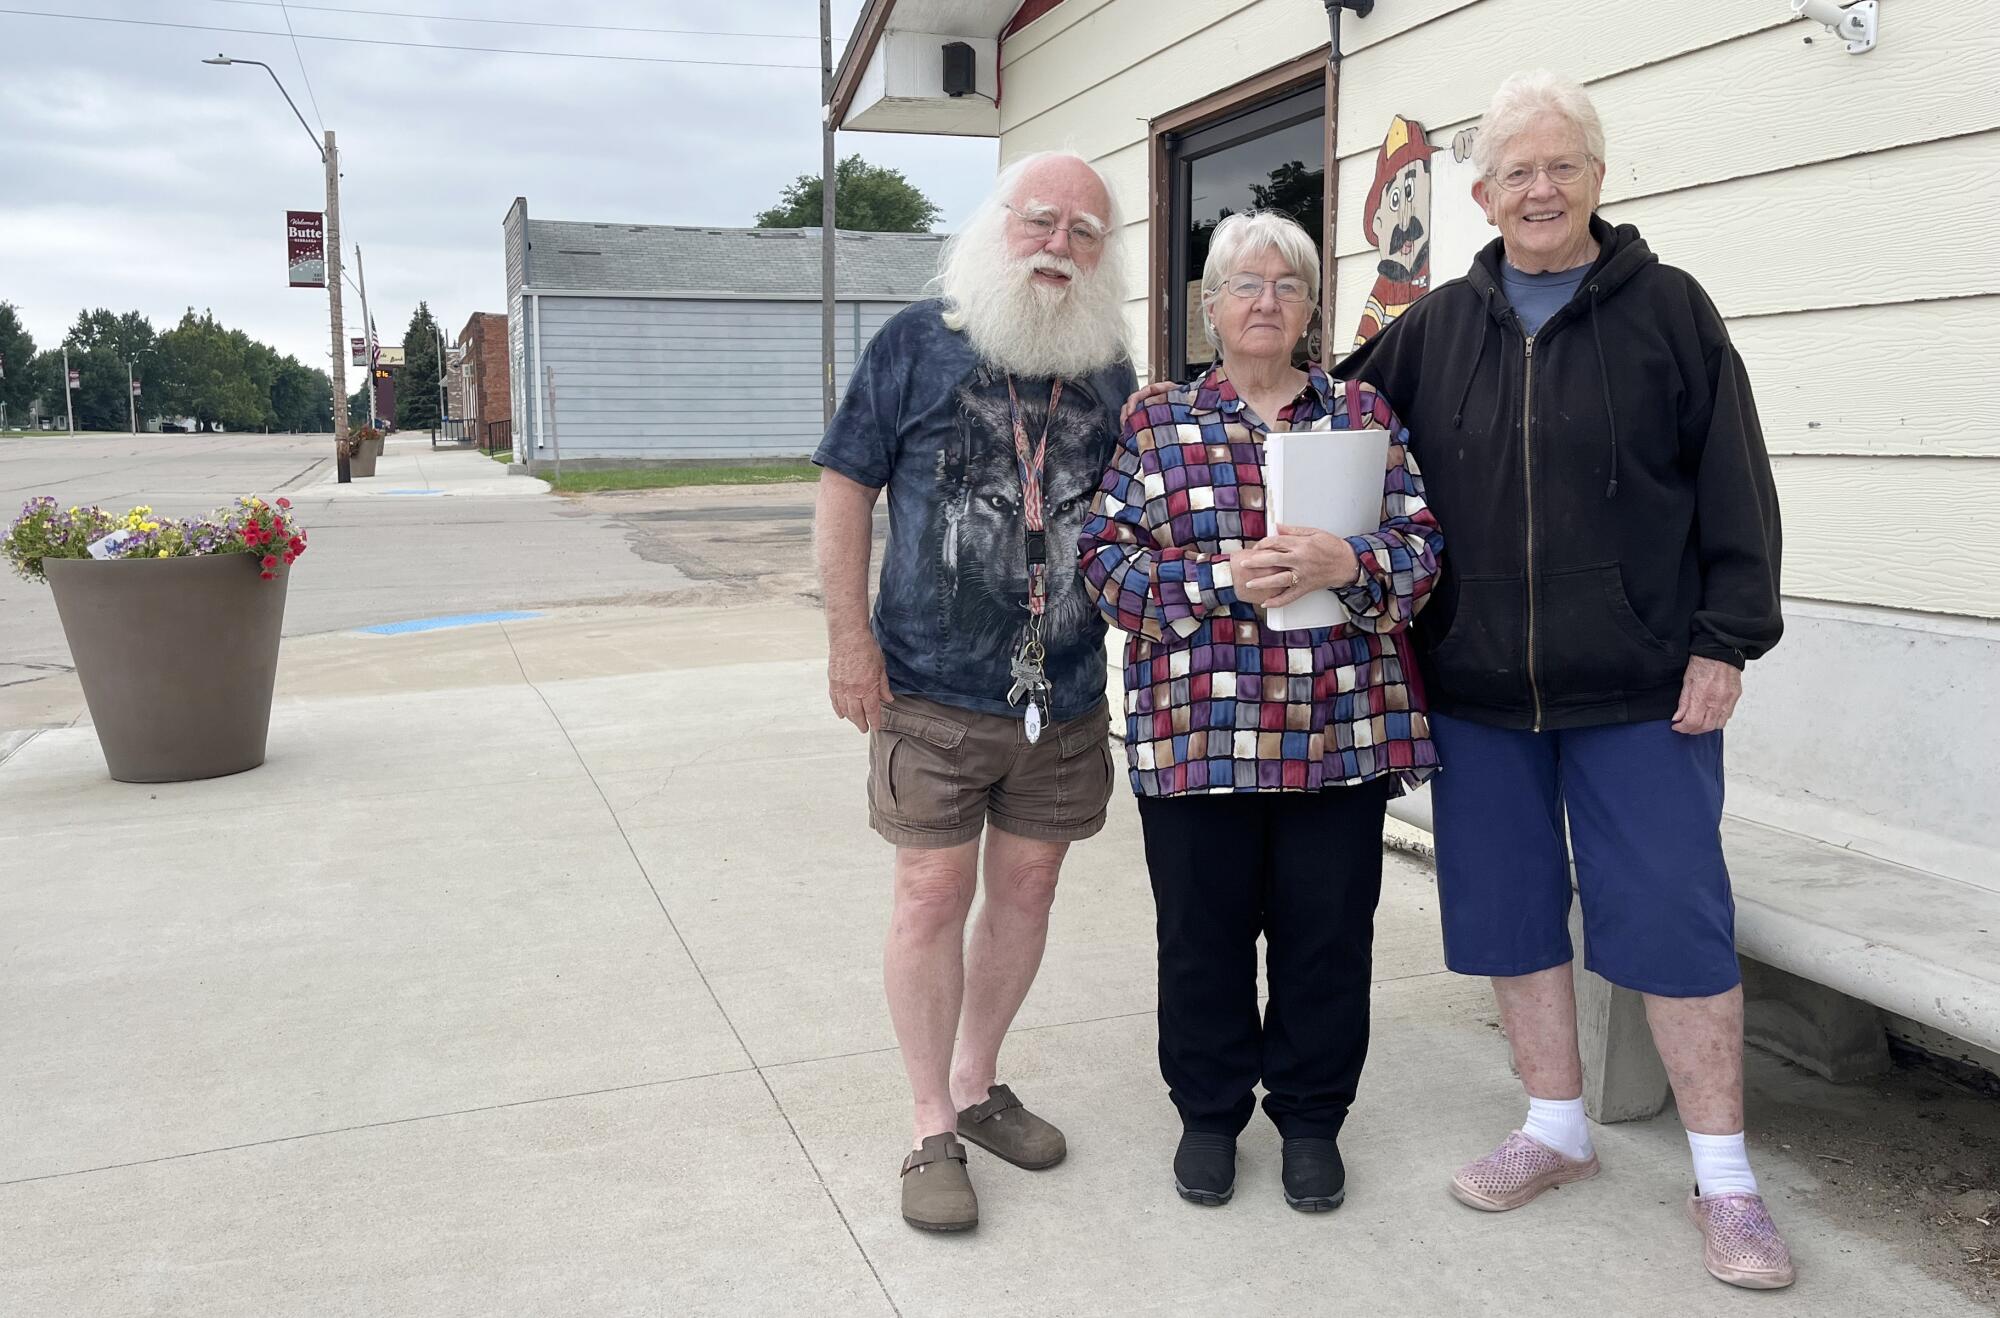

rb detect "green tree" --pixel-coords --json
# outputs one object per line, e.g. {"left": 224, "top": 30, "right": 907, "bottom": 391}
{"left": 153, "top": 310, "right": 267, "bottom": 432}
{"left": 271, "top": 357, "right": 332, "bottom": 432}
{"left": 755, "top": 154, "right": 941, "bottom": 232}
{"left": 0, "top": 302, "right": 37, "bottom": 427}
{"left": 397, "top": 302, "right": 444, "bottom": 431}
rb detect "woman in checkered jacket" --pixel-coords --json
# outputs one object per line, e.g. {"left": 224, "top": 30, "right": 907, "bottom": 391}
{"left": 1077, "top": 210, "right": 1442, "bottom": 1214}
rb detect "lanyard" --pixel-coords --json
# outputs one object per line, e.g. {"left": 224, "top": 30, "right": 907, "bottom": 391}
{"left": 1005, "top": 375, "right": 1063, "bottom": 617}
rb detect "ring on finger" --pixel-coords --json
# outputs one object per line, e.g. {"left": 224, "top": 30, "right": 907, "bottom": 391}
{"left": 1286, "top": 568, "right": 1300, "bottom": 590}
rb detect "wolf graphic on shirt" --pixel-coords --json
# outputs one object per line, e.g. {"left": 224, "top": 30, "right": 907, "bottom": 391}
{"left": 933, "top": 365, "right": 1114, "bottom": 665}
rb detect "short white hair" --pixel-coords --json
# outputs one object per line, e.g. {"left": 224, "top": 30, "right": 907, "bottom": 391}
{"left": 1471, "top": 70, "right": 1607, "bottom": 177}
{"left": 1197, "top": 210, "right": 1320, "bottom": 352}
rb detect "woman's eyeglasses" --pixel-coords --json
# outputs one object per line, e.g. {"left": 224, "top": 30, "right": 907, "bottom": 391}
{"left": 1220, "top": 274, "right": 1313, "bottom": 303}
{"left": 1006, "top": 204, "right": 1105, "bottom": 252}
{"left": 1492, "top": 155, "right": 1594, "bottom": 192}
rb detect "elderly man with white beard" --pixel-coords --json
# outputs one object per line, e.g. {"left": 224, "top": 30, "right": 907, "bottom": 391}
{"left": 813, "top": 151, "right": 1136, "bottom": 1233}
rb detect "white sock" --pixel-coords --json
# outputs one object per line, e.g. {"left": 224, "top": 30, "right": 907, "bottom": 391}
{"left": 1521, "top": 1096, "right": 1593, "bottom": 1161}
{"left": 1687, "top": 1130, "right": 1760, "bottom": 1197}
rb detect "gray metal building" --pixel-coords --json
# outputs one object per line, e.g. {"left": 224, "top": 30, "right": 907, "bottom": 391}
{"left": 502, "top": 199, "right": 945, "bottom": 469}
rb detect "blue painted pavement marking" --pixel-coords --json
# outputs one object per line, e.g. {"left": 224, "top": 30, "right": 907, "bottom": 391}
{"left": 358, "top": 611, "right": 544, "bottom": 636}
{"left": 384, "top": 488, "right": 446, "bottom": 496}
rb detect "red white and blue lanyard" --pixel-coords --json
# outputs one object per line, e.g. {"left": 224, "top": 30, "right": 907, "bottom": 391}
{"left": 1006, "top": 374, "right": 1064, "bottom": 619}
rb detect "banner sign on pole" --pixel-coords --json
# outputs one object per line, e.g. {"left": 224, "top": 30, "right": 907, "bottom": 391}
{"left": 68, "top": 368, "right": 81, "bottom": 389}
{"left": 132, "top": 379, "right": 142, "bottom": 397}
{"left": 351, "top": 337, "right": 367, "bottom": 366}
{"left": 287, "top": 210, "right": 327, "bottom": 288}
{"left": 377, "top": 346, "right": 406, "bottom": 367}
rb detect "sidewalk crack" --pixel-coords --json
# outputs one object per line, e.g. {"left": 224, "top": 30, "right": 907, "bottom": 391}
{"left": 494, "top": 621, "right": 902, "bottom": 1317}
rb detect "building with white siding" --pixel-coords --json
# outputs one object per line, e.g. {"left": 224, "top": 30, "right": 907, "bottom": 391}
{"left": 501, "top": 198, "right": 946, "bottom": 468}
{"left": 831, "top": 1, "right": 2000, "bottom": 1074}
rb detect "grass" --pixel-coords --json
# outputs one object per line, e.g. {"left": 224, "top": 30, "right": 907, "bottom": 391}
{"left": 546, "top": 461, "right": 820, "bottom": 494}
{"left": 484, "top": 449, "right": 513, "bottom": 465}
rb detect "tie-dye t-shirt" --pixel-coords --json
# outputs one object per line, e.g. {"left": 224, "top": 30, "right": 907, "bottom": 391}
{"left": 813, "top": 299, "right": 1136, "bottom": 721}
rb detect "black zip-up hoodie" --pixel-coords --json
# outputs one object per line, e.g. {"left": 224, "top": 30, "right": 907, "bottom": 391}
{"left": 1342, "top": 216, "right": 1782, "bottom": 731}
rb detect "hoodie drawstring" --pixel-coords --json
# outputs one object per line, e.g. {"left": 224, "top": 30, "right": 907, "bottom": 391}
{"left": 1588, "top": 284, "right": 1619, "bottom": 499}
{"left": 1450, "top": 315, "right": 1491, "bottom": 430}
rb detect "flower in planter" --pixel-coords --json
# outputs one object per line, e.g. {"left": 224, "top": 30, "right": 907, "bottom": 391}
{"left": 4, "top": 494, "right": 309, "bottom": 583}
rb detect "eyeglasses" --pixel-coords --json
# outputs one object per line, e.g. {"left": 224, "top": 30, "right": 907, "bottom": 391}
{"left": 1492, "top": 154, "right": 1595, "bottom": 192}
{"left": 1220, "top": 273, "right": 1313, "bottom": 303}
{"left": 1006, "top": 204, "right": 1105, "bottom": 252}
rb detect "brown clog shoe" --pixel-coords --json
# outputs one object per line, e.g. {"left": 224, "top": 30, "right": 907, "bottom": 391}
{"left": 901, "top": 1133, "right": 977, "bottom": 1232}
{"left": 955, "top": 1084, "right": 1067, "bottom": 1171}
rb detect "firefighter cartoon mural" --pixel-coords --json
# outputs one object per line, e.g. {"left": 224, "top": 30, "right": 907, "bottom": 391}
{"left": 1352, "top": 116, "right": 1438, "bottom": 351}
{"left": 1349, "top": 117, "right": 1487, "bottom": 353}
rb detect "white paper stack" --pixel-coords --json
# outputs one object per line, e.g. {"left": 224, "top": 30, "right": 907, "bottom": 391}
{"left": 1261, "top": 424, "right": 1388, "bottom": 632}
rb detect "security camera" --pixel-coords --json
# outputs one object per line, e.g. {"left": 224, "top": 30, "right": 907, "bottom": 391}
{"left": 1792, "top": 0, "right": 1877, "bottom": 53}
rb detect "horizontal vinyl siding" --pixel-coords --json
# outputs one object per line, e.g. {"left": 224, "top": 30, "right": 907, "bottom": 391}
{"left": 1000, "top": 0, "right": 2000, "bottom": 618}
{"left": 533, "top": 297, "right": 903, "bottom": 460}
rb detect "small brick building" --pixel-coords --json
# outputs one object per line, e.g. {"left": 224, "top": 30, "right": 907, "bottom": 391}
{"left": 456, "top": 311, "right": 511, "bottom": 445}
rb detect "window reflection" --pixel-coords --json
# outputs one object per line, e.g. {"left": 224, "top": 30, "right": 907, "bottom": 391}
{"left": 1168, "top": 90, "right": 1324, "bottom": 381}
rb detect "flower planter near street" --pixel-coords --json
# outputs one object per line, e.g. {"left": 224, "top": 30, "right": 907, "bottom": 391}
{"left": 5, "top": 495, "right": 309, "bottom": 783}
{"left": 349, "top": 425, "right": 384, "bottom": 477}
{"left": 45, "top": 553, "right": 289, "bottom": 781}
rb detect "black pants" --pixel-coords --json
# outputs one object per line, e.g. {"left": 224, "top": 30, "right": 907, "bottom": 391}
{"left": 1137, "top": 781, "right": 1391, "bottom": 1140}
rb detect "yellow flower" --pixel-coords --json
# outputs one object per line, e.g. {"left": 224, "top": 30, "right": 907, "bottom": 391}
{"left": 141, "top": 522, "right": 159, "bottom": 532}
{"left": 157, "top": 549, "right": 170, "bottom": 558}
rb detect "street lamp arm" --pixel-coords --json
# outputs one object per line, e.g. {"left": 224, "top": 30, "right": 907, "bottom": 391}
{"left": 205, "top": 55, "right": 324, "bottom": 162}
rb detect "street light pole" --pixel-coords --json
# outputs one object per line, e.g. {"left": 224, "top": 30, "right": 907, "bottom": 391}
{"left": 204, "top": 55, "right": 349, "bottom": 481}
{"left": 325, "top": 129, "right": 352, "bottom": 481}
{"left": 62, "top": 343, "right": 75, "bottom": 437}
{"left": 354, "top": 245, "right": 377, "bottom": 430}
{"left": 820, "top": 0, "right": 837, "bottom": 426}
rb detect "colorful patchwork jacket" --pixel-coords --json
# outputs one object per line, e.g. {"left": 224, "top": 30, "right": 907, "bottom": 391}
{"left": 1077, "top": 364, "right": 1443, "bottom": 797}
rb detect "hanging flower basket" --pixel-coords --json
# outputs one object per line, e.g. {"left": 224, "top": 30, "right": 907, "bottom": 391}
{"left": 5, "top": 497, "right": 307, "bottom": 782}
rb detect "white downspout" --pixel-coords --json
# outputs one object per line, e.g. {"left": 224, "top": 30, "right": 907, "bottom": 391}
{"left": 530, "top": 292, "right": 546, "bottom": 466}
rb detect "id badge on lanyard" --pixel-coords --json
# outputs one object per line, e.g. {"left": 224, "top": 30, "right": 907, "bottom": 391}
{"left": 1003, "top": 376, "right": 1062, "bottom": 743}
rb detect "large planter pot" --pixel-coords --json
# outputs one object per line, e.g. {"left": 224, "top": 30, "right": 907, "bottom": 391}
{"left": 349, "top": 443, "right": 378, "bottom": 477}
{"left": 44, "top": 554, "right": 289, "bottom": 782}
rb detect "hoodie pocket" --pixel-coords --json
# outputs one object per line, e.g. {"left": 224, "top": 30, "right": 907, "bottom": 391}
{"left": 1534, "top": 563, "right": 1684, "bottom": 699}
{"left": 1424, "top": 574, "right": 1533, "bottom": 710}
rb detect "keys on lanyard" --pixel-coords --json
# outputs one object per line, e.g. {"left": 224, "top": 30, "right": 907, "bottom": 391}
{"left": 1004, "top": 375, "right": 1063, "bottom": 744}
{"left": 1007, "top": 622, "right": 1052, "bottom": 744}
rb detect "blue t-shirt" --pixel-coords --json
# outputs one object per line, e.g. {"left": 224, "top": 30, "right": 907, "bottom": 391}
{"left": 813, "top": 300, "right": 1137, "bottom": 721}
{"left": 1499, "top": 260, "right": 1591, "bottom": 334}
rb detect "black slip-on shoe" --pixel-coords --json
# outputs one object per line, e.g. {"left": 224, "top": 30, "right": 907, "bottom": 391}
{"left": 1281, "top": 1137, "right": 1346, "bottom": 1212}
{"left": 1174, "top": 1131, "right": 1237, "bottom": 1206}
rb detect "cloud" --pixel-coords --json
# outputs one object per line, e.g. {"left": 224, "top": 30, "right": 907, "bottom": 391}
{"left": 0, "top": 0, "right": 997, "bottom": 380}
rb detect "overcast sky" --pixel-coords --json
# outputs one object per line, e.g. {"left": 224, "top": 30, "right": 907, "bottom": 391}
{"left": 0, "top": 0, "right": 997, "bottom": 379}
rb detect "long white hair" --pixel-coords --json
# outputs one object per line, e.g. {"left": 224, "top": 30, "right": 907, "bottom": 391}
{"left": 932, "top": 151, "right": 1129, "bottom": 377}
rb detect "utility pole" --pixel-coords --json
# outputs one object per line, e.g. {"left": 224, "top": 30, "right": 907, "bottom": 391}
{"left": 354, "top": 245, "right": 377, "bottom": 429}
{"left": 127, "top": 360, "right": 137, "bottom": 435}
{"left": 326, "top": 130, "right": 352, "bottom": 481}
{"left": 820, "top": 0, "right": 837, "bottom": 425}
{"left": 62, "top": 343, "right": 75, "bottom": 437}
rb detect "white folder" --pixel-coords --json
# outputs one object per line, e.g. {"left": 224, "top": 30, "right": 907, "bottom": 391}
{"left": 1261, "top": 424, "right": 1389, "bottom": 632}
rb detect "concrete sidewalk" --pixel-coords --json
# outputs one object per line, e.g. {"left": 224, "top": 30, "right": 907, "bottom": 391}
{"left": 0, "top": 605, "right": 1988, "bottom": 1316}
{"left": 320, "top": 437, "right": 548, "bottom": 499}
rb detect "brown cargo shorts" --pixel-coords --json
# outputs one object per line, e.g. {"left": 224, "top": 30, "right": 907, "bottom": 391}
{"left": 867, "top": 694, "right": 1117, "bottom": 849}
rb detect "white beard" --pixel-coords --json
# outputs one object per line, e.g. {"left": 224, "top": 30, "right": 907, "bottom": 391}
{"left": 941, "top": 248, "right": 1127, "bottom": 379}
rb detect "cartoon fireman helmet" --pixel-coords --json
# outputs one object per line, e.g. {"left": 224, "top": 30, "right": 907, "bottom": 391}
{"left": 1363, "top": 116, "right": 1439, "bottom": 247}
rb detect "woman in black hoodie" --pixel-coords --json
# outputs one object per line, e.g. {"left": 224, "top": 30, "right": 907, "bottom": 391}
{"left": 1339, "top": 70, "right": 1790, "bottom": 1290}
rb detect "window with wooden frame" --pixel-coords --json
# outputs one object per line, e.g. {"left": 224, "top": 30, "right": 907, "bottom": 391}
{"left": 1147, "top": 50, "right": 1334, "bottom": 383}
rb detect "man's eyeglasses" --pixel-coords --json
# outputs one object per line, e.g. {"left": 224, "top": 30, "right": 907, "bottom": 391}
{"left": 1006, "top": 204, "right": 1105, "bottom": 252}
{"left": 1492, "top": 155, "right": 1594, "bottom": 192}
{"left": 1220, "top": 273, "right": 1313, "bottom": 303}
